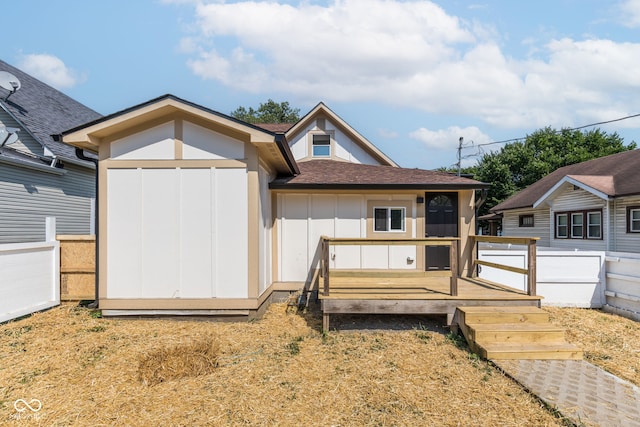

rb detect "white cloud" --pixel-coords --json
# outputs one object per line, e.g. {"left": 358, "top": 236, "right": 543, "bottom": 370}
{"left": 409, "top": 125, "right": 491, "bottom": 150}
{"left": 620, "top": 0, "right": 640, "bottom": 27}
{"left": 174, "top": 0, "right": 640, "bottom": 131}
{"left": 18, "top": 54, "right": 82, "bottom": 89}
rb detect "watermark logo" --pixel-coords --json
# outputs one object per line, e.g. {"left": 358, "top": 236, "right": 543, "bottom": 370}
{"left": 11, "top": 399, "right": 43, "bottom": 420}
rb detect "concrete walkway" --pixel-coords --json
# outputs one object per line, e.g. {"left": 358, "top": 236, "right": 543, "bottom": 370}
{"left": 494, "top": 360, "right": 640, "bottom": 427}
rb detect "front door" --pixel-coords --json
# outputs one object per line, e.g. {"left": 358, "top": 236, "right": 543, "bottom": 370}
{"left": 425, "top": 193, "right": 458, "bottom": 270}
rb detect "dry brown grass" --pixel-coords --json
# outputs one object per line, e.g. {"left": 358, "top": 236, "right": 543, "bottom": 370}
{"left": 544, "top": 306, "right": 640, "bottom": 385}
{"left": 138, "top": 336, "right": 220, "bottom": 385}
{"left": 1, "top": 303, "right": 634, "bottom": 426}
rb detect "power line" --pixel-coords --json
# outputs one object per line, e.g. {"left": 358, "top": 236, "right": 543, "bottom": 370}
{"left": 473, "top": 112, "right": 640, "bottom": 148}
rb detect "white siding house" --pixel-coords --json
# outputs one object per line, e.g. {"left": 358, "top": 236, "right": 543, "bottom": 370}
{"left": 493, "top": 150, "right": 640, "bottom": 253}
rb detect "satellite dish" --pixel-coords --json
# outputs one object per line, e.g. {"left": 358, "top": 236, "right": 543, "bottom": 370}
{"left": 0, "top": 125, "right": 20, "bottom": 147}
{"left": 0, "top": 71, "right": 21, "bottom": 93}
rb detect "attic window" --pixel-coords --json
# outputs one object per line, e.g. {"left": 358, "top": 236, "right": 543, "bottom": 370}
{"left": 519, "top": 214, "right": 534, "bottom": 227}
{"left": 312, "top": 134, "right": 331, "bottom": 157}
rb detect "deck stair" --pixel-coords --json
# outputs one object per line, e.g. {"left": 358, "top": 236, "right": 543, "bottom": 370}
{"left": 454, "top": 306, "right": 583, "bottom": 360}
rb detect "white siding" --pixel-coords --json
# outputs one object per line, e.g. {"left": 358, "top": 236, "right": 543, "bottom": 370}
{"left": 106, "top": 167, "right": 248, "bottom": 299}
{"left": 277, "top": 194, "right": 417, "bottom": 282}
{"left": 288, "top": 119, "right": 381, "bottom": 165}
{"left": 501, "top": 208, "right": 550, "bottom": 247}
{"left": 110, "top": 122, "right": 175, "bottom": 160}
{"left": 611, "top": 197, "right": 640, "bottom": 253}
{"left": 549, "top": 185, "right": 607, "bottom": 251}
{"left": 182, "top": 121, "right": 244, "bottom": 160}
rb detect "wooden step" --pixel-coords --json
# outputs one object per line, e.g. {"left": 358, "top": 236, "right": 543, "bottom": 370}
{"left": 468, "top": 323, "right": 567, "bottom": 345}
{"left": 454, "top": 305, "right": 582, "bottom": 360}
{"left": 457, "top": 306, "right": 549, "bottom": 324}
{"left": 479, "top": 342, "right": 583, "bottom": 360}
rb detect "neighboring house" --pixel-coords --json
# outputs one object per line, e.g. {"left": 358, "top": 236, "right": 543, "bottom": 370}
{"left": 491, "top": 149, "right": 640, "bottom": 252}
{"left": 62, "top": 95, "right": 487, "bottom": 316}
{"left": 0, "top": 60, "right": 101, "bottom": 243}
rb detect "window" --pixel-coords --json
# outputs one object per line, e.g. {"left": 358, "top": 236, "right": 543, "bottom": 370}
{"left": 571, "top": 213, "right": 583, "bottom": 238}
{"left": 312, "top": 134, "right": 331, "bottom": 157}
{"left": 587, "top": 211, "right": 601, "bottom": 239}
{"left": 374, "top": 207, "right": 405, "bottom": 232}
{"left": 556, "top": 214, "right": 568, "bottom": 238}
{"left": 519, "top": 214, "right": 534, "bottom": 227}
{"left": 628, "top": 206, "right": 640, "bottom": 233}
{"left": 555, "top": 210, "right": 602, "bottom": 240}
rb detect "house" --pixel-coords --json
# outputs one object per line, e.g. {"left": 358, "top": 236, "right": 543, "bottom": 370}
{"left": 0, "top": 59, "right": 101, "bottom": 243}
{"left": 491, "top": 149, "right": 640, "bottom": 252}
{"left": 62, "top": 94, "right": 491, "bottom": 317}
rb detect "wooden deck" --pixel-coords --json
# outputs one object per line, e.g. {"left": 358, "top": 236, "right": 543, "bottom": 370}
{"left": 319, "top": 272, "right": 542, "bottom": 331}
{"left": 318, "top": 236, "right": 541, "bottom": 331}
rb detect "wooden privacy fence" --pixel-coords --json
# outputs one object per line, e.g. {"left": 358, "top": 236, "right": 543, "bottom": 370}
{"left": 320, "top": 236, "right": 460, "bottom": 295}
{"left": 58, "top": 235, "right": 95, "bottom": 300}
{"left": 471, "top": 235, "right": 538, "bottom": 296}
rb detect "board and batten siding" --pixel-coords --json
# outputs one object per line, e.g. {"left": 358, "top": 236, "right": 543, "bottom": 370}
{"left": 288, "top": 119, "right": 381, "bottom": 165}
{"left": 611, "top": 197, "right": 640, "bottom": 253}
{"left": 549, "top": 185, "right": 608, "bottom": 250}
{"left": 104, "top": 120, "right": 250, "bottom": 300}
{"left": 501, "top": 208, "right": 550, "bottom": 247}
{"left": 0, "top": 162, "right": 94, "bottom": 243}
{"left": 277, "top": 194, "right": 417, "bottom": 283}
{"left": 106, "top": 167, "right": 248, "bottom": 299}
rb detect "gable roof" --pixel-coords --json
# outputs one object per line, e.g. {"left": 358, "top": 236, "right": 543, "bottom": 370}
{"left": 62, "top": 94, "right": 298, "bottom": 175}
{"left": 285, "top": 102, "right": 398, "bottom": 167}
{"left": 0, "top": 59, "right": 101, "bottom": 164}
{"left": 270, "top": 159, "right": 488, "bottom": 190}
{"left": 492, "top": 149, "right": 640, "bottom": 212}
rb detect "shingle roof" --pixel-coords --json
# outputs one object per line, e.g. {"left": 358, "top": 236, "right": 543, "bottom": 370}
{"left": 254, "top": 123, "right": 293, "bottom": 133}
{"left": 269, "top": 159, "right": 488, "bottom": 189}
{"left": 0, "top": 59, "right": 101, "bottom": 162}
{"left": 492, "top": 149, "right": 640, "bottom": 212}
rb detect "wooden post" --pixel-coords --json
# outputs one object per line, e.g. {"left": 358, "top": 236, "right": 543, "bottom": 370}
{"left": 470, "top": 235, "right": 478, "bottom": 278}
{"left": 527, "top": 239, "right": 537, "bottom": 296}
{"left": 322, "top": 237, "right": 330, "bottom": 296}
{"left": 449, "top": 239, "right": 458, "bottom": 296}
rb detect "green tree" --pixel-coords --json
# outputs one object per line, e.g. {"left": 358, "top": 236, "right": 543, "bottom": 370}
{"left": 230, "top": 99, "right": 300, "bottom": 124}
{"left": 473, "top": 127, "right": 636, "bottom": 216}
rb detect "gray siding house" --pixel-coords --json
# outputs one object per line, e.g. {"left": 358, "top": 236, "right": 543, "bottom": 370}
{"left": 0, "top": 60, "right": 101, "bottom": 243}
{"left": 491, "top": 150, "right": 640, "bottom": 253}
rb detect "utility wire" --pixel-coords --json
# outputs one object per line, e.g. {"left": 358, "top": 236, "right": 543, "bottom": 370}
{"left": 473, "top": 112, "right": 640, "bottom": 148}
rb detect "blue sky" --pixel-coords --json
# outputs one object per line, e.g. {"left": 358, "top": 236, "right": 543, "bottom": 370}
{"left": 2, "top": 0, "right": 640, "bottom": 169}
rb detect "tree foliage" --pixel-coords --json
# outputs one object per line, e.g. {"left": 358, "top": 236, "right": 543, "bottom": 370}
{"left": 230, "top": 99, "right": 301, "bottom": 124}
{"left": 470, "top": 127, "right": 636, "bottom": 216}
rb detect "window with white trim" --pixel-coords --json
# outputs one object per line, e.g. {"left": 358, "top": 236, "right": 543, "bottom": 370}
{"left": 628, "top": 206, "right": 640, "bottom": 233}
{"left": 587, "top": 211, "right": 601, "bottom": 239}
{"left": 374, "top": 207, "right": 405, "bottom": 232}
{"left": 571, "top": 213, "right": 583, "bottom": 238}
{"left": 556, "top": 213, "right": 568, "bottom": 238}
{"left": 312, "top": 134, "right": 331, "bottom": 157}
{"left": 555, "top": 210, "right": 602, "bottom": 240}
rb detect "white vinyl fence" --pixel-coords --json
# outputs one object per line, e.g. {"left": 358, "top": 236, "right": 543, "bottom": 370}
{"left": 0, "top": 217, "right": 60, "bottom": 323}
{"left": 603, "top": 252, "right": 640, "bottom": 321}
{"left": 478, "top": 245, "right": 606, "bottom": 308}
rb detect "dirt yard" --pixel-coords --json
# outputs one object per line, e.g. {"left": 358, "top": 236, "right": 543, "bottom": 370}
{"left": 1, "top": 302, "right": 638, "bottom": 426}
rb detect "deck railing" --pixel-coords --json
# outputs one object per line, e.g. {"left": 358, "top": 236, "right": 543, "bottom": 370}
{"left": 470, "top": 235, "right": 538, "bottom": 296}
{"left": 320, "top": 236, "right": 460, "bottom": 296}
